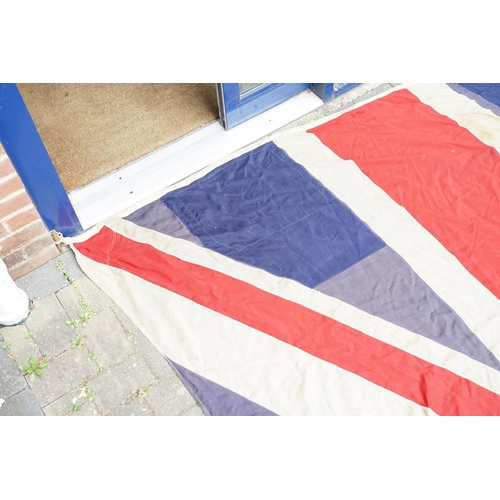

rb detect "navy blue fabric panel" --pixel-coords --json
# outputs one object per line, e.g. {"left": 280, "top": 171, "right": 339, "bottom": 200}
{"left": 457, "top": 83, "right": 500, "bottom": 107}
{"left": 448, "top": 84, "right": 500, "bottom": 117}
{"left": 162, "top": 142, "right": 385, "bottom": 288}
{"left": 167, "top": 358, "right": 277, "bottom": 416}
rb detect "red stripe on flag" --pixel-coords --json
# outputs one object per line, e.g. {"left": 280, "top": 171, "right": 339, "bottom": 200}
{"left": 75, "top": 226, "right": 500, "bottom": 415}
{"left": 309, "top": 88, "right": 500, "bottom": 301}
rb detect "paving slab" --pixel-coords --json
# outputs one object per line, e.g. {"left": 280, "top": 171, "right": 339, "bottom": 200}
{"left": 144, "top": 374, "right": 200, "bottom": 416}
{"left": 1, "top": 323, "right": 43, "bottom": 366}
{"left": 27, "top": 346, "right": 96, "bottom": 408}
{"left": 0, "top": 344, "right": 27, "bottom": 399}
{"left": 14, "top": 248, "right": 84, "bottom": 301}
{"left": 111, "top": 304, "right": 140, "bottom": 335}
{"left": 109, "top": 399, "right": 154, "bottom": 416}
{"left": 83, "top": 308, "right": 135, "bottom": 369}
{"left": 25, "top": 293, "right": 74, "bottom": 357}
{"left": 43, "top": 385, "right": 97, "bottom": 416}
{"left": 132, "top": 329, "right": 174, "bottom": 381}
{"left": 69, "top": 401, "right": 101, "bottom": 416}
{"left": 86, "top": 354, "right": 156, "bottom": 412}
{"left": 181, "top": 404, "right": 205, "bottom": 416}
{"left": 56, "top": 276, "right": 116, "bottom": 320}
{"left": 0, "top": 388, "right": 44, "bottom": 416}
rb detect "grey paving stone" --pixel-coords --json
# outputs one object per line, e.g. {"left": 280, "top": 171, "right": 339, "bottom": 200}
{"left": 83, "top": 308, "right": 135, "bottom": 368}
{"left": 181, "top": 404, "right": 205, "bottom": 417}
{"left": 351, "top": 83, "right": 395, "bottom": 106}
{"left": 27, "top": 347, "right": 96, "bottom": 408}
{"left": 42, "top": 386, "right": 97, "bottom": 416}
{"left": 58, "top": 248, "right": 86, "bottom": 282}
{"left": 144, "top": 375, "right": 199, "bottom": 416}
{"left": 87, "top": 355, "right": 156, "bottom": 412}
{"left": 111, "top": 305, "right": 140, "bottom": 335}
{"left": 0, "top": 343, "right": 27, "bottom": 399}
{"left": 25, "top": 294, "right": 74, "bottom": 357}
{"left": 56, "top": 276, "right": 116, "bottom": 319}
{"left": 69, "top": 401, "right": 101, "bottom": 416}
{"left": 14, "top": 249, "right": 84, "bottom": 301}
{"left": 1, "top": 324, "right": 42, "bottom": 367}
{"left": 0, "top": 388, "right": 44, "bottom": 416}
{"left": 133, "top": 331, "right": 174, "bottom": 381}
{"left": 109, "top": 399, "right": 154, "bottom": 416}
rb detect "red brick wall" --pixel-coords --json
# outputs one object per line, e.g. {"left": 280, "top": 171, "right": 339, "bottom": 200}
{"left": 0, "top": 143, "right": 59, "bottom": 279}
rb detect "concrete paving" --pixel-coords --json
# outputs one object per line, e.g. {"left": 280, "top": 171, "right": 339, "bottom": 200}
{"left": 0, "top": 83, "right": 399, "bottom": 417}
{"left": 0, "top": 249, "right": 204, "bottom": 416}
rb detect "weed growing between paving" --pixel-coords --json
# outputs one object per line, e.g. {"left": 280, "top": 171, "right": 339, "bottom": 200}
{"left": 56, "top": 258, "right": 96, "bottom": 326}
{"left": 87, "top": 351, "right": 105, "bottom": 373}
{"left": 55, "top": 258, "right": 95, "bottom": 348}
{"left": 19, "top": 357, "right": 48, "bottom": 382}
{"left": 131, "top": 385, "right": 152, "bottom": 400}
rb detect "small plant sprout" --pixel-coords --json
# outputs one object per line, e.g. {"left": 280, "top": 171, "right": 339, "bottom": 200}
{"left": 72, "top": 398, "right": 81, "bottom": 411}
{"left": 71, "top": 334, "right": 86, "bottom": 349}
{"left": 79, "top": 386, "right": 96, "bottom": 402}
{"left": 55, "top": 258, "right": 71, "bottom": 282}
{"left": 25, "top": 332, "right": 36, "bottom": 340}
{"left": 131, "top": 385, "right": 152, "bottom": 400}
{"left": 72, "top": 284, "right": 95, "bottom": 325}
{"left": 2, "top": 342, "right": 11, "bottom": 350}
{"left": 85, "top": 388, "right": 96, "bottom": 401}
{"left": 66, "top": 318, "right": 80, "bottom": 329}
{"left": 78, "top": 310, "right": 93, "bottom": 327}
{"left": 96, "top": 364, "right": 105, "bottom": 373}
{"left": 19, "top": 357, "right": 48, "bottom": 382}
{"left": 65, "top": 285, "right": 95, "bottom": 329}
{"left": 88, "top": 351, "right": 98, "bottom": 361}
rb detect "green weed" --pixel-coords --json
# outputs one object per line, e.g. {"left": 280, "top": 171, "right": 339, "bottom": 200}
{"left": 131, "top": 385, "right": 152, "bottom": 400}
{"left": 19, "top": 357, "right": 48, "bottom": 382}
{"left": 71, "top": 334, "right": 86, "bottom": 349}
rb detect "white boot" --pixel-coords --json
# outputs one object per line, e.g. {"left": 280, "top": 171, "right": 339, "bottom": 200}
{"left": 0, "top": 258, "right": 29, "bottom": 326}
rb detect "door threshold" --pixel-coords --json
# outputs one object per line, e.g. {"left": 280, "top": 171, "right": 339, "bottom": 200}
{"left": 69, "top": 90, "right": 323, "bottom": 230}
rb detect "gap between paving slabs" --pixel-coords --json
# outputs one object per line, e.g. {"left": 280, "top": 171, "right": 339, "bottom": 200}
{"left": 1, "top": 249, "right": 203, "bottom": 416}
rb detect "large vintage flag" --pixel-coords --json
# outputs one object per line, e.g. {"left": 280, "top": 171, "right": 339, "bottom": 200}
{"left": 70, "top": 83, "right": 500, "bottom": 416}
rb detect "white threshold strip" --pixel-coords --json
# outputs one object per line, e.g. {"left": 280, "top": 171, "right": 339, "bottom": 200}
{"left": 69, "top": 90, "right": 323, "bottom": 231}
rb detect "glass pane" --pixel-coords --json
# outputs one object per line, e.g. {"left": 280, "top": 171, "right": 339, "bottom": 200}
{"left": 238, "top": 83, "right": 265, "bottom": 96}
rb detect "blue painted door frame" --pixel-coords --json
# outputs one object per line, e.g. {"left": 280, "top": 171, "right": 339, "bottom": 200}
{"left": 0, "top": 84, "right": 82, "bottom": 236}
{"left": 0, "top": 83, "right": 359, "bottom": 236}
{"left": 217, "top": 83, "right": 360, "bottom": 129}
{"left": 217, "top": 83, "right": 310, "bottom": 129}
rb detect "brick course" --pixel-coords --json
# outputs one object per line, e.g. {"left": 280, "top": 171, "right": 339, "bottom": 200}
{"left": 0, "top": 144, "right": 59, "bottom": 279}
{"left": 0, "top": 174, "right": 24, "bottom": 199}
